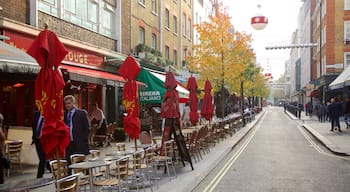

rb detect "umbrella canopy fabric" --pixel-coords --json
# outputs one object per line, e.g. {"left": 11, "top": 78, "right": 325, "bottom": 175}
{"left": 118, "top": 56, "right": 141, "bottom": 139}
{"left": 137, "top": 68, "right": 166, "bottom": 104}
{"left": 161, "top": 72, "right": 180, "bottom": 118}
{"left": 187, "top": 77, "right": 199, "bottom": 125}
{"left": 201, "top": 80, "right": 214, "bottom": 121}
{"left": 27, "top": 29, "right": 70, "bottom": 159}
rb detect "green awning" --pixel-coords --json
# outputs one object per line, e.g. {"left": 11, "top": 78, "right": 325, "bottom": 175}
{"left": 137, "top": 68, "right": 166, "bottom": 104}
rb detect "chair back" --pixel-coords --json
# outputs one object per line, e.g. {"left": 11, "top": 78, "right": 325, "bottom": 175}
{"left": 115, "top": 156, "right": 129, "bottom": 179}
{"left": 164, "top": 140, "right": 174, "bottom": 158}
{"left": 144, "top": 146, "right": 155, "bottom": 165}
{"left": 70, "top": 154, "right": 86, "bottom": 175}
{"left": 6, "top": 140, "right": 22, "bottom": 160}
{"left": 56, "top": 173, "right": 80, "bottom": 192}
{"left": 140, "top": 131, "right": 152, "bottom": 145}
{"left": 50, "top": 160, "right": 69, "bottom": 179}
{"left": 132, "top": 150, "right": 143, "bottom": 170}
{"left": 89, "top": 150, "right": 100, "bottom": 158}
{"left": 116, "top": 143, "right": 126, "bottom": 151}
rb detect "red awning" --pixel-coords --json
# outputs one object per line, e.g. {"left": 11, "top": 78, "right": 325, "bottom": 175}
{"left": 61, "top": 64, "right": 125, "bottom": 83}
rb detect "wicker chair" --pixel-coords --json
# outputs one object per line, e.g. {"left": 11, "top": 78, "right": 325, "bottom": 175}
{"left": 5, "top": 140, "right": 23, "bottom": 176}
{"left": 153, "top": 140, "right": 176, "bottom": 179}
{"left": 56, "top": 173, "right": 80, "bottom": 192}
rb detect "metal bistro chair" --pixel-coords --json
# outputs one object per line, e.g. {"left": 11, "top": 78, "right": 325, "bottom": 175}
{"left": 153, "top": 140, "right": 176, "bottom": 179}
{"left": 56, "top": 173, "right": 80, "bottom": 192}
{"left": 107, "top": 156, "right": 130, "bottom": 191}
{"left": 50, "top": 160, "right": 69, "bottom": 180}
{"left": 88, "top": 150, "right": 105, "bottom": 178}
{"left": 70, "top": 154, "right": 89, "bottom": 190}
{"left": 5, "top": 140, "right": 23, "bottom": 176}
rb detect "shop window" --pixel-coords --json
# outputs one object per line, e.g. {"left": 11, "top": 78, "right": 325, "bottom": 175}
{"left": 152, "top": 34, "right": 157, "bottom": 49}
{"left": 139, "top": 27, "right": 145, "bottom": 44}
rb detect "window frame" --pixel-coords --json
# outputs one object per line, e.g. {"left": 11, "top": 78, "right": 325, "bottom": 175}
{"left": 151, "top": 0, "right": 157, "bottom": 14}
{"left": 345, "top": 0, "right": 350, "bottom": 10}
{"left": 165, "top": 8, "right": 170, "bottom": 29}
{"left": 173, "top": 49, "right": 177, "bottom": 66}
{"left": 151, "top": 33, "right": 157, "bottom": 49}
{"left": 139, "top": 0, "right": 146, "bottom": 7}
{"left": 173, "top": 15, "right": 178, "bottom": 34}
{"left": 344, "top": 21, "right": 350, "bottom": 41}
{"left": 165, "top": 46, "right": 170, "bottom": 60}
{"left": 344, "top": 52, "right": 350, "bottom": 68}
{"left": 139, "top": 27, "right": 146, "bottom": 44}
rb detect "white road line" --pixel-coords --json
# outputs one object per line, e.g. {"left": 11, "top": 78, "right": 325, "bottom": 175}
{"left": 297, "top": 125, "right": 350, "bottom": 161}
{"left": 203, "top": 112, "right": 267, "bottom": 192}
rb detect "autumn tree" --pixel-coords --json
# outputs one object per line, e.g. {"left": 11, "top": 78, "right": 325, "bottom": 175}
{"left": 188, "top": 3, "right": 254, "bottom": 94}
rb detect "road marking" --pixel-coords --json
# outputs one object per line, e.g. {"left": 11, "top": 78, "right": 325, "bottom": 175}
{"left": 297, "top": 125, "right": 350, "bottom": 161}
{"left": 202, "top": 112, "right": 267, "bottom": 192}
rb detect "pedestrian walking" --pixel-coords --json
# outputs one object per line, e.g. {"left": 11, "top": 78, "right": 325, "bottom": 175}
{"left": 182, "top": 102, "right": 190, "bottom": 128}
{"left": 308, "top": 101, "right": 313, "bottom": 118}
{"left": 89, "top": 103, "right": 107, "bottom": 135}
{"left": 32, "top": 109, "right": 51, "bottom": 178}
{"left": 315, "top": 102, "right": 323, "bottom": 122}
{"left": 64, "top": 95, "right": 90, "bottom": 164}
{"left": 298, "top": 103, "right": 303, "bottom": 119}
{"left": 328, "top": 98, "right": 342, "bottom": 132}
{"left": 0, "top": 125, "right": 7, "bottom": 184}
{"left": 343, "top": 97, "right": 350, "bottom": 129}
{"left": 305, "top": 102, "right": 309, "bottom": 116}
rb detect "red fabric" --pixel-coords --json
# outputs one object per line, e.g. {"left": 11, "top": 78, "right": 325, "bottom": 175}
{"left": 27, "top": 29, "right": 70, "bottom": 159}
{"left": 119, "top": 56, "right": 141, "bottom": 139}
{"left": 161, "top": 72, "right": 180, "bottom": 118}
{"left": 187, "top": 77, "right": 199, "bottom": 125}
{"left": 118, "top": 56, "right": 141, "bottom": 80}
{"left": 201, "top": 80, "right": 214, "bottom": 121}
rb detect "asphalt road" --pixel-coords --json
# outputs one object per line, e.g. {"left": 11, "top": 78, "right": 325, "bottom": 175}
{"left": 194, "top": 107, "right": 350, "bottom": 192}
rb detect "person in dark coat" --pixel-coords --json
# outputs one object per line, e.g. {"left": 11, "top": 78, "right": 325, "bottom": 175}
{"left": 0, "top": 127, "right": 5, "bottom": 184}
{"left": 32, "top": 109, "right": 51, "bottom": 178}
{"left": 343, "top": 97, "right": 350, "bottom": 129}
{"left": 328, "top": 98, "right": 342, "bottom": 132}
{"left": 64, "top": 95, "right": 90, "bottom": 163}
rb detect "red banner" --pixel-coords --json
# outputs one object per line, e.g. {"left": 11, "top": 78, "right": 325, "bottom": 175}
{"left": 3, "top": 30, "right": 104, "bottom": 68}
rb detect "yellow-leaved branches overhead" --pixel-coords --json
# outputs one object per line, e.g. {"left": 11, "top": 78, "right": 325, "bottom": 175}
{"left": 188, "top": 3, "right": 254, "bottom": 93}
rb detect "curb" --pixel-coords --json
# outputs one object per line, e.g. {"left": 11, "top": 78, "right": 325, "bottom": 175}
{"left": 302, "top": 124, "right": 349, "bottom": 156}
{"left": 167, "top": 110, "right": 266, "bottom": 192}
{"left": 285, "top": 110, "right": 298, "bottom": 120}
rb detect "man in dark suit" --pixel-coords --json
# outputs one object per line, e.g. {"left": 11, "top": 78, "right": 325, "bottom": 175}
{"left": 32, "top": 109, "right": 49, "bottom": 178}
{"left": 63, "top": 95, "right": 90, "bottom": 162}
{"left": 328, "top": 98, "right": 342, "bottom": 132}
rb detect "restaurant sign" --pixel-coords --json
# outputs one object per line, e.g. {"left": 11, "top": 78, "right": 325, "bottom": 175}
{"left": 139, "top": 90, "right": 162, "bottom": 103}
{"left": 3, "top": 30, "right": 104, "bottom": 68}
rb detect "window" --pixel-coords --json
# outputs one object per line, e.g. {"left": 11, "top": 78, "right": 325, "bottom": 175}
{"left": 165, "top": 46, "right": 170, "bottom": 60}
{"left": 64, "top": 0, "right": 76, "bottom": 13}
{"left": 165, "top": 9, "right": 170, "bottom": 29}
{"left": 345, "top": 21, "right": 350, "bottom": 41}
{"left": 345, "top": 0, "right": 350, "bottom": 10}
{"left": 152, "top": 34, "right": 157, "bottom": 49}
{"left": 173, "top": 15, "right": 178, "bottom": 34}
{"left": 139, "top": 27, "right": 145, "bottom": 44}
{"left": 188, "top": 18, "right": 192, "bottom": 39}
{"left": 183, "top": 13, "right": 187, "bottom": 36}
{"left": 38, "top": 0, "right": 115, "bottom": 38}
{"left": 38, "top": 0, "right": 58, "bottom": 16}
{"left": 345, "top": 52, "right": 350, "bottom": 68}
{"left": 139, "top": 0, "right": 145, "bottom": 6}
{"left": 173, "top": 50, "right": 178, "bottom": 65}
{"left": 151, "top": 0, "right": 157, "bottom": 13}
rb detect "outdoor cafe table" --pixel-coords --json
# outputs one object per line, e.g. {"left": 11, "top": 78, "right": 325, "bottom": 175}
{"left": 0, "top": 178, "right": 54, "bottom": 192}
{"left": 69, "top": 160, "right": 111, "bottom": 192}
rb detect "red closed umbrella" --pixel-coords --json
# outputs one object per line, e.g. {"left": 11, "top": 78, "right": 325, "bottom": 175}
{"left": 201, "top": 80, "right": 214, "bottom": 121}
{"left": 187, "top": 76, "right": 199, "bottom": 125}
{"left": 27, "top": 27, "right": 70, "bottom": 159}
{"left": 118, "top": 56, "right": 141, "bottom": 147}
{"left": 161, "top": 71, "right": 193, "bottom": 170}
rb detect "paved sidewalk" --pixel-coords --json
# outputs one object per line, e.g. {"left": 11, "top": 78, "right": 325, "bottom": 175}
{"left": 3, "top": 111, "right": 266, "bottom": 192}
{"left": 287, "top": 110, "right": 350, "bottom": 155}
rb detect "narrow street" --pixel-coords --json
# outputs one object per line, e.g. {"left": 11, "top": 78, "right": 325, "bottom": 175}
{"left": 194, "top": 107, "right": 350, "bottom": 192}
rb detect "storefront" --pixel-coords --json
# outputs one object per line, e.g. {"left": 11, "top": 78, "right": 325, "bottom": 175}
{"left": 1, "top": 28, "right": 126, "bottom": 126}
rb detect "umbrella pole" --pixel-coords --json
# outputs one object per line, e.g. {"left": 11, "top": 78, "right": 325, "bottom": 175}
{"left": 134, "top": 138, "right": 137, "bottom": 151}
{"left": 56, "top": 147, "right": 61, "bottom": 179}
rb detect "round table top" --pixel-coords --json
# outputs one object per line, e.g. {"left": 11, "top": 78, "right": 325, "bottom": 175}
{"left": 69, "top": 160, "right": 111, "bottom": 169}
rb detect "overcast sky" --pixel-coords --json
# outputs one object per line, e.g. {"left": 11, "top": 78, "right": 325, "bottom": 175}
{"left": 222, "top": 0, "right": 304, "bottom": 79}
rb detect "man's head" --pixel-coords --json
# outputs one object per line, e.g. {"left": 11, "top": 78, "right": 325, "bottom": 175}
{"left": 90, "top": 103, "right": 98, "bottom": 110}
{"left": 64, "top": 95, "right": 76, "bottom": 111}
{"left": 331, "top": 98, "right": 335, "bottom": 103}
